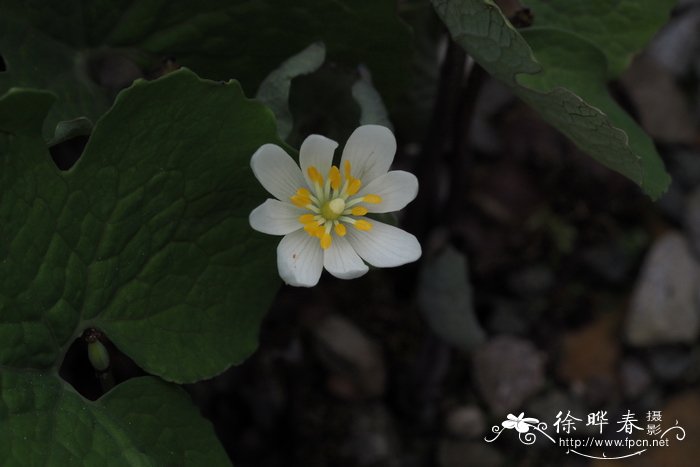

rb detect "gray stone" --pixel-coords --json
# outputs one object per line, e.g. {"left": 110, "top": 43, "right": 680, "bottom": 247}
{"left": 438, "top": 440, "right": 503, "bottom": 467}
{"left": 625, "top": 233, "right": 700, "bottom": 346}
{"left": 649, "top": 347, "right": 693, "bottom": 383}
{"left": 649, "top": 9, "right": 700, "bottom": 77}
{"left": 339, "top": 404, "right": 399, "bottom": 467}
{"left": 309, "top": 313, "right": 386, "bottom": 399}
{"left": 444, "top": 405, "right": 486, "bottom": 439}
{"left": 472, "top": 336, "right": 546, "bottom": 414}
{"left": 620, "top": 358, "right": 652, "bottom": 399}
{"left": 685, "top": 186, "right": 700, "bottom": 257}
{"left": 507, "top": 264, "right": 554, "bottom": 297}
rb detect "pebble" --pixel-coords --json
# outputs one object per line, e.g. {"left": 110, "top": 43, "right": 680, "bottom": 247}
{"left": 648, "top": 347, "right": 693, "bottom": 383}
{"left": 472, "top": 336, "right": 546, "bottom": 414}
{"left": 684, "top": 186, "right": 700, "bottom": 257}
{"left": 444, "top": 405, "right": 486, "bottom": 439}
{"left": 438, "top": 440, "right": 503, "bottom": 467}
{"left": 620, "top": 358, "right": 652, "bottom": 399}
{"left": 625, "top": 233, "right": 700, "bottom": 346}
{"left": 339, "top": 404, "right": 398, "bottom": 466}
{"left": 309, "top": 313, "right": 386, "bottom": 400}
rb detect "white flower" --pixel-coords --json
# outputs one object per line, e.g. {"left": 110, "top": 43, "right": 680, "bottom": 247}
{"left": 249, "top": 125, "right": 421, "bottom": 287}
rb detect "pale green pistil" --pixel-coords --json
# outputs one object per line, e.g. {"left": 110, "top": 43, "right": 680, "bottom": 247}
{"left": 321, "top": 198, "right": 345, "bottom": 220}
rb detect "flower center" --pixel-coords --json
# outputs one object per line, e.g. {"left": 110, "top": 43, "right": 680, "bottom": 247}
{"left": 290, "top": 161, "right": 383, "bottom": 249}
{"left": 321, "top": 198, "right": 345, "bottom": 220}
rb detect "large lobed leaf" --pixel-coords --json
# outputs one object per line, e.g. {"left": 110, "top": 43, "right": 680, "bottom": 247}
{"left": 0, "top": 372, "right": 230, "bottom": 466}
{"left": 0, "top": 0, "right": 411, "bottom": 140}
{"left": 0, "top": 69, "right": 281, "bottom": 383}
{"left": 431, "top": 0, "right": 673, "bottom": 199}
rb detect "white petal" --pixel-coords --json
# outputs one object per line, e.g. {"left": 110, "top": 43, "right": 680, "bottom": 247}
{"left": 249, "top": 199, "right": 305, "bottom": 235}
{"left": 345, "top": 218, "right": 421, "bottom": 268}
{"left": 251, "top": 144, "right": 306, "bottom": 201}
{"left": 300, "top": 134, "right": 338, "bottom": 187}
{"left": 358, "top": 170, "right": 418, "bottom": 213}
{"left": 340, "top": 125, "right": 396, "bottom": 184}
{"left": 323, "top": 235, "right": 369, "bottom": 280}
{"left": 277, "top": 230, "right": 324, "bottom": 287}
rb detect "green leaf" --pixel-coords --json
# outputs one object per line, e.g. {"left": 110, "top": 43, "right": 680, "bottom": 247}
{"left": 0, "top": 69, "right": 281, "bottom": 383}
{"left": 0, "top": 371, "right": 230, "bottom": 466}
{"left": 417, "top": 246, "right": 485, "bottom": 352}
{"left": 0, "top": 17, "right": 111, "bottom": 140}
{"left": 351, "top": 67, "right": 393, "bottom": 130}
{"left": 525, "top": 0, "right": 676, "bottom": 78}
{"left": 256, "top": 42, "right": 326, "bottom": 140}
{"left": 48, "top": 117, "right": 94, "bottom": 147}
{"left": 0, "top": 0, "right": 412, "bottom": 139}
{"left": 431, "top": 0, "right": 671, "bottom": 199}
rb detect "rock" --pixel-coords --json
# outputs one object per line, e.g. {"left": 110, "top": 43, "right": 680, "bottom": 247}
{"left": 338, "top": 404, "right": 399, "bottom": 467}
{"left": 648, "top": 347, "right": 693, "bottom": 383}
{"left": 625, "top": 233, "right": 700, "bottom": 346}
{"left": 580, "top": 242, "right": 640, "bottom": 285}
{"left": 444, "top": 405, "right": 486, "bottom": 439}
{"left": 486, "top": 299, "right": 531, "bottom": 335}
{"left": 620, "top": 55, "right": 696, "bottom": 143}
{"left": 620, "top": 358, "right": 652, "bottom": 399}
{"left": 684, "top": 187, "right": 700, "bottom": 257}
{"left": 309, "top": 313, "right": 386, "bottom": 399}
{"left": 657, "top": 182, "right": 687, "bottom": 224}
{"left": 649, "top": 9, "right": 700, "bottom": 77}
{"left": 667, "top": 149, "right": 700, "bottom": 190}
{"left": 472, "top": 336, "right": 546, "bottom": 414}
{"left": 438, "top": 440, "right": 503, "bottom": 467}
{"left": 557, "top": 313, "right": 621, "bottom": 404}
{"left": 418, "top": 246, "right": 486, "bottom": 353}
{"left": 507, "top": 264, "right": 554, "bottom": 297}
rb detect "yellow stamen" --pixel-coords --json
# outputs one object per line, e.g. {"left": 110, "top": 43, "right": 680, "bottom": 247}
{"left": 299, "top": 214, "right": 316, "bottom": 224}
{"left": 308, "top": 166, "right": 324, "bottom": 185}
{"left": 334, "top": 223, "right": 347, "bottom": 237}
{"left": 347, "top": 178, "right": 362, "bottom": 196}
{"left": 329, "top": 166, "right": 341, "bottom": 191}
{"left": 362, "top": 194, "right": 382, "bottom": 204}
{"left": 351, "top": 206, "right": 368, "bottom": 216}
{"left": 296, "top": 188, "right": 311, "bottom": 198}
{"left": 354, "top": 220, "right": 372, "bottom": 231}
{"left": 320, "top": 233, "right": 332, "bottom": 249}
{"left": 291, "top": 195, "right": 311, "bottom": 208}
{"left": 303, "top": 222, "right": 321, "bottom": 235}
{"left": 344, "top": 160, "right": 352, "bottom": 180}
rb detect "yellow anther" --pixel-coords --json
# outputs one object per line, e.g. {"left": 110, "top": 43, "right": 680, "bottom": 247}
{"left": 307, "top": 166, "right": 324, "bottom": 185}
{"left": 344, "top": 160, "right": 352, "bottom": 180}
{"left": 320, "top": 233, "right": 332, "bottom": 249}
{"left": 334, "top": 223, "right": 347, "bottom": 237}
{"left": 296, "top": 188, "right": 311, "bottom": 198}
{"left": 299, "top": 214, "right": 316, "bottom": 224}
{"left": 362, "top": 194, "right": 382, "bottom": 204}
{"left": 304, "top": 222, "right": 321, "bottom": 235}
{"left": 354, "top": 220, "right": 372, "bottom": 231}
{"left": 347, "top": 178, "right": 362, "bottom": 196}
{"left": 329, "top": 166, "right": 341, "bottom": 191}
{"left": 291, "top": 194, "right": 311, "bottom": 208}
{"left": 351, "top": 206, "right": 368, "bottom": 216}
